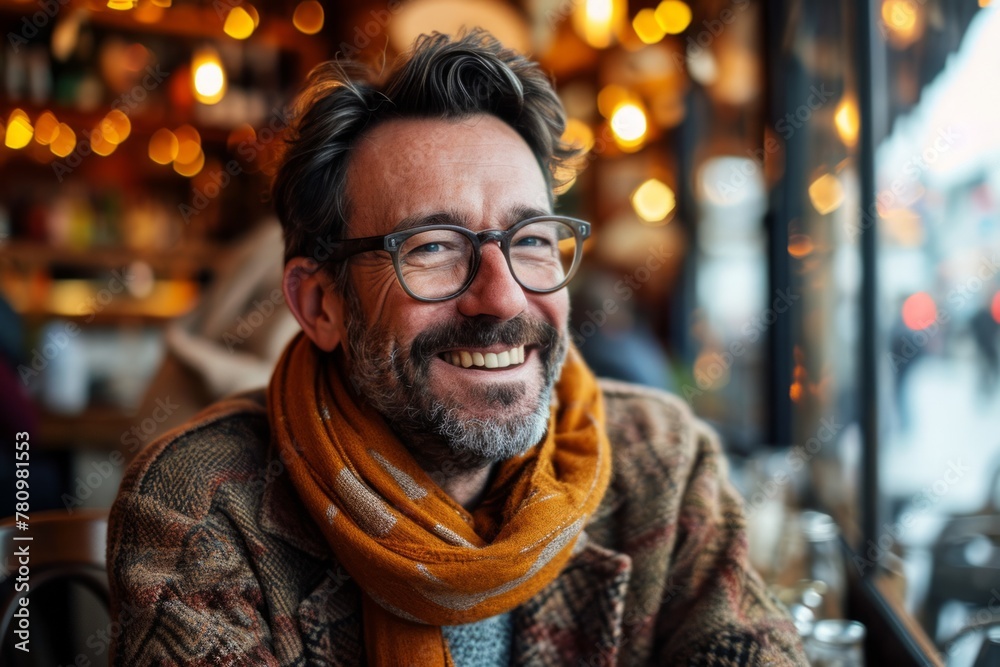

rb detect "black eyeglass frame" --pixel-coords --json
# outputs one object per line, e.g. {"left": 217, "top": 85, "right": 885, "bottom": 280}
{"left": 326, "top": 215, "right": 591, "bottom": 302}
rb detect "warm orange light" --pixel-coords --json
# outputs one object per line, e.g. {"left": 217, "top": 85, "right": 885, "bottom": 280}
{"left": 245, "top": 4, "right": 260, "bottom": 26}
{"left": 980, "top": 0, "right": 993, "bottom": 7}
{"left": 655, "top": 0, "right": 692, "bottom": 35}
{"left": 174, "top": 124, "right": 202, "bottom": 164}
{"left": 693, "top": 351, "right": 731, "bottom": 391}
{"left": 788, "top": 234, "right": 815, "bottom": 259}
{"left": 174, "top": 147, "right": 205, "bottom": 177}
{"left": 192, "top": 49, "right": 226, "bottom": 105}
{"left": 224, "top": 6, "right": 256, "bottom": 39}
{"left": 5, "top": 110, "right": 33, "bottom": 149}
{"left": 50, "top": 124, "right": 76, "bottom": 157}
{"left": 90, "top": 126, "right": 117, "bottom": 156}
{"left": 631, "top": 178, "right": 675, "bottom": 224}
{"left": 293, "top": 1, "right": 325, "bottom": 35}
{"left": 597, "top": 84, "right": 630, "bottom": 119}
{"left": 610, "top": 102, "right": 647, "bottom": 150}
{"left": 573, "top": 0, "right": 623, "bottom": 49}
{"left": 100, "top": 109, "right": 131, "bottom": 144}
{"left": 808, "top": 173, "right": 845, "bottom": 215}
{"left": 902, "top": 292, "right": 937, "bottom": 330}
{"left": 133, "top": 0, "right": 165, "bottom": 23}
{"left": 107, "top": 0, "right": 135, "bottom": 9}
{"left": 34, "top": 111, "right": 60, "bottom": 145}
{"left": 835, "top": 96, "right": 860, "bottom": 148}
{"left": 561, "top": 118, "right": 595, "bottom": 152}
{"left": 633, "top": 8, "right": 665, "bottom": 44}
{"left": 149, "top": 128, "right": 179, "bottom": 164}
{"left": 881, "top": 0, "right": 923, "bottom": 47}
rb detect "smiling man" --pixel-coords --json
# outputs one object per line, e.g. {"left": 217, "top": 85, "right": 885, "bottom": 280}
{"left": 108, "top": 31, "right": 807, "bottom": 666}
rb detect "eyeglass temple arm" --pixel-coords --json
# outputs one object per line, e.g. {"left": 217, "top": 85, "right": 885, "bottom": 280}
{"left": 326, "top": 236, "right": 386, "bottom": 262}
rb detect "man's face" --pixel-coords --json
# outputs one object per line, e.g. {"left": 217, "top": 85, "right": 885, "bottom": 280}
{"left": 340, "top": 114, "right": 570, "bottom": 472}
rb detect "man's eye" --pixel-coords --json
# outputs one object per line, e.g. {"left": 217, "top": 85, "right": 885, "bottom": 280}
{"left": 412, "top": 242, "right": 444, "bottom": 254}
{"left": 515, "top": 236, "right": 551, "bottom": 247}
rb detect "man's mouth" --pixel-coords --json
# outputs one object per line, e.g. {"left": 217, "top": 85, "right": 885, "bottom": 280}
{"left": 439, "top": 344, "right": 527, "bottom": 369}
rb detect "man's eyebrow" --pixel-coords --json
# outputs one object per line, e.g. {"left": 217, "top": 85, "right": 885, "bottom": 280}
{"left": 504, "top": 205, "right": 551, "bottom": 226}
{"left": 390, "top": 205, "right": 552, "bottom": 233}
{"left": 391, "top": 211, "right": 468, "bottom": 233}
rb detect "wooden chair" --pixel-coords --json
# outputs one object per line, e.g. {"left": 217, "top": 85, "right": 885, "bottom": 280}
{"left": 0, "top": 509, "right": 109, "bottom": 663}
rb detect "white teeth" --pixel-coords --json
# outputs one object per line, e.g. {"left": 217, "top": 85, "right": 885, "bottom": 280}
{"left": 442, "top": 345, "right": 526, "bottom": 369}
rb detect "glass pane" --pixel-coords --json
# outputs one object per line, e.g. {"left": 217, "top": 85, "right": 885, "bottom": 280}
{"left": 873, "top": 3, "right": 1000, "bottom": 661}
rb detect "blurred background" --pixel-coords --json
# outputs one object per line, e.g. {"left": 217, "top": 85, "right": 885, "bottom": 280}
{"left": 0, "top": 0, "right": 998, "bottom": 664}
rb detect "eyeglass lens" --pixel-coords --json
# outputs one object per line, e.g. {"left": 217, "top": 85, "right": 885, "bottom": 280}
{"left": 396, "top": 219, "right": 579, "bottom": 300}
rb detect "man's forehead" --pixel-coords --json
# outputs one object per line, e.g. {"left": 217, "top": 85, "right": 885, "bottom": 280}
{"left": 346, "top": 115, "right": 551, "bottom": 233}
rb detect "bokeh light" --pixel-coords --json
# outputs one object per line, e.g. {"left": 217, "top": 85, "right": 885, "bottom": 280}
{"left": 293, "top": 1, "right": 325, "bottom": 35}
{"left": 633, "top": 8, "right": 665, "bottom": 45}
{"left": 224, "top": 7, "right": 256, "bottom": 39}
{"left": 808, "top": 173, "right": 845, "bottom": 215}
{"left": 902, "top": 292, "right": 938, "bottom": 330}
{"left": 149, "top": 128, "right": 179, "bottom": 164}
{"left": 5, "top": 110, "right": 33, "bottom": 149}
{"left": 192, "top": 49, "right": 226, "bottom": 105}
{"left": 631, "top": 178, "right": 676, "bottom": 224}
{"left": 655, "top": 0, "right": 692, "bottom": 35}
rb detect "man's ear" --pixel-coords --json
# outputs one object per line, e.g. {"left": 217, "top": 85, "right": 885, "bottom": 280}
{"left": 283, "top": 257, "right": 347, "bottom": 352}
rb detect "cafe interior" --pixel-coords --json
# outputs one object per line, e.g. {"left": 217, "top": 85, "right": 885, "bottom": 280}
{"left": 1, "top": 0, "right": 999, "bottom": 664}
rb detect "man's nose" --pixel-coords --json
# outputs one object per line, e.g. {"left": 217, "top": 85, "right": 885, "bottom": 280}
{"left": 455, "top": 241, "right": 527, "bottom": 320}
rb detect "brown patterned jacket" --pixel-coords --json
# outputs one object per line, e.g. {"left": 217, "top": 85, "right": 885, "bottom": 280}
{"left": 107, "top": 380, "right": 808, "bottom": 666}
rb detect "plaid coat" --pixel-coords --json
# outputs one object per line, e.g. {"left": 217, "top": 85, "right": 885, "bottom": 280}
{"left": 108, "top": 380, "right": 808, "bottom": 666}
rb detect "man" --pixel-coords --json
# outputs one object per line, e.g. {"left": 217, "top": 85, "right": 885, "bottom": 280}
{"left": 108, "top": 30, "right": 807, "bottom": 666}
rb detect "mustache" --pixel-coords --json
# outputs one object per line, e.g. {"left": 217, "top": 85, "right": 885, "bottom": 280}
{"left": 409, "top": 315, "right": 560, "bottom": 362}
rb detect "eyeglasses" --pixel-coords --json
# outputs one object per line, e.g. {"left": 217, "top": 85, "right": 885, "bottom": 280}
{"left": 327, "top": 215, "right": 590, "bottom": 302}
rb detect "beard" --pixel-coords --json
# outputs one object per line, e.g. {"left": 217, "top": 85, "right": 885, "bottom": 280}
{"left": 341, "top": 289, "right": 567, "bottom": 476}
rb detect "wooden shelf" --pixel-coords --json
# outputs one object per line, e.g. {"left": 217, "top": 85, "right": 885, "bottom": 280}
{"left": 0, "top": 240, "right": 222, "bottom": 274}
{"left": 0, "top": 1, "right": 326, "bottom": 67}
{"left": 38, "top": 406, "right": 137, "bottom": 451}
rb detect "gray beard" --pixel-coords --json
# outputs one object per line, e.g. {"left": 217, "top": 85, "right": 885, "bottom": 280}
{"left": 340, "top": 289, "right": 566, "bottom": 476}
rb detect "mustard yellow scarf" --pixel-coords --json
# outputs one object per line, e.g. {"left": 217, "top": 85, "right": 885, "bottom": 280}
{"left": 268, "top": 332, "right": 611, "bottom": 666}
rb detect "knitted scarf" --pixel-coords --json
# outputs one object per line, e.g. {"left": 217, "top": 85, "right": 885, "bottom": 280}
{"left": 267, "top": 332, "right": 611, "bottom": 666}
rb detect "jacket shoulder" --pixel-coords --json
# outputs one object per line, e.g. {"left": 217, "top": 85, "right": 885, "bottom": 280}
{"left": 598, "top": 378, "right": 714, "bottom": 461}
{"left": 594, "top": 379, "right": 724, "bottom": 525}
{"left": 116, "top": 389, "right": 272, "bottom": 521}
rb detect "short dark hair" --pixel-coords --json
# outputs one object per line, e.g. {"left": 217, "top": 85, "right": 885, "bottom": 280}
{"left": 271, "top": 29, "right": 579, "bottom": 286}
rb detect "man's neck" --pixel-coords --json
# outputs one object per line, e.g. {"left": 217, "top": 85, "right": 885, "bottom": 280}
{"left": 435, "top": 464, "right": 497, "bottom": 510}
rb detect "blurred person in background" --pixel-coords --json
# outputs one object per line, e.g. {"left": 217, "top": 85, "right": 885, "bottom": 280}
{"left": 107, "top": 30, "right": 806, "bottom": 666}
{"left": 135, "top": 218, "right": 300, "bottom": 434}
